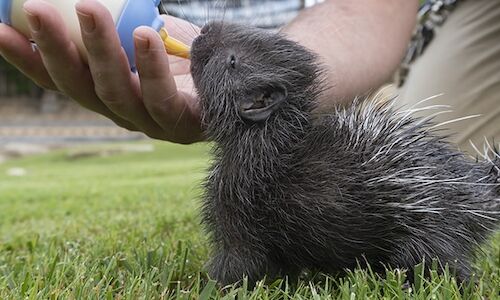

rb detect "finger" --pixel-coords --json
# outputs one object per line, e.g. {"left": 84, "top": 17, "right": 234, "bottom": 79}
{"left": 134, "top": 26, "right": 202, "bottom": 143}
{"left": 0, "top": 23, "right": 56, "bottom": 90}
{"left": 24, "top": 0, "right": 99, "bottom": 104}
{"left": 168, "top": 55, "right": 191, "bottom": 76}
{"left": 22, "top": 0, "right": 135, "bottom": 130}
{"left": 75, "top": 0, "right": 166, "bottom": 137}
{"left": 174, "top": 73, "right": 196, "bottom": 95}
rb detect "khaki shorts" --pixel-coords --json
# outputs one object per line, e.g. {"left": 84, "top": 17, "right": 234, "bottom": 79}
{"left": 396, "top": 0, "right": 500, "bottom": 155}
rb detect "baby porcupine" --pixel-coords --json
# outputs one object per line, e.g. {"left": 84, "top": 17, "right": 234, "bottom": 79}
{"left": 190, "top": 21, "right": 500, "bottom": 286}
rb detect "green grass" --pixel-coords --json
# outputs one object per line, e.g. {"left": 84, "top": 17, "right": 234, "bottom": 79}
{"left": 0, "top": 142, "right": 498, "bottom": 299}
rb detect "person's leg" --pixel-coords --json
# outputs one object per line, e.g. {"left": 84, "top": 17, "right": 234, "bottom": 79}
{"left": 397, "top": 0, "right": 500, "bottom": 155}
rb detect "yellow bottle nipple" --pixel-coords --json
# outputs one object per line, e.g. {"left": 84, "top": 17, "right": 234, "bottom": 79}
{"left": 159, "top": 28, "right": 191, "bottom": 59}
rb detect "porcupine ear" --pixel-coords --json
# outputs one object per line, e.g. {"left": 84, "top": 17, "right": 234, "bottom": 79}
{"left": 238, "top": 84, "right": 287, "bottom": 122}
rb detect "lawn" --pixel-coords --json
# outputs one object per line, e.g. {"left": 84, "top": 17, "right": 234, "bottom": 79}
{"left": 0, "top": 141, "right": 498, "bottom": 299}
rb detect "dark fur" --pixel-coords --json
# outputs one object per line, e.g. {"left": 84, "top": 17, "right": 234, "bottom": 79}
{"left": 190, "top": 21, "right": 500, "bottom": 286}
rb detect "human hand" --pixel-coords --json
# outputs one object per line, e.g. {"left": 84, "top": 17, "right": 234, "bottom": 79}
{"left": 0, "top": 0, "right": 203, "bottom": 144}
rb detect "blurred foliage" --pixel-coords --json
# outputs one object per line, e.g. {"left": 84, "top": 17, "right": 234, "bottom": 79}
{"left": 0, "top": 57, "right": 42, "bottom": 97}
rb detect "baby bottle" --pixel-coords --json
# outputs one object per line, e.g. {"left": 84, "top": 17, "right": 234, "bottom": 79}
{"left": 0, "top": 0, "right": 189, "bottom": 69}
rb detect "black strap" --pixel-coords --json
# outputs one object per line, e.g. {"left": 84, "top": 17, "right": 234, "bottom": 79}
{"left": 395, "top": 0, "right": 463, "bottom": 87}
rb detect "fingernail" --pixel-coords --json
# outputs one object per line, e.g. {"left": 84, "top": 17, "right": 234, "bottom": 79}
{"left": 76, "top": 11, "right": 95, "bottom": 33}
{"left": 25, "top": 11, "right": 41, "bottom": 32}
{"left": 134, "top": 36, "right": 150, "bottom": 51}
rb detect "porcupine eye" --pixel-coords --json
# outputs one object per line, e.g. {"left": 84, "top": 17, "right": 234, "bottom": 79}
{"left": 228, "top": 54, "right": 237, "bottom": 69}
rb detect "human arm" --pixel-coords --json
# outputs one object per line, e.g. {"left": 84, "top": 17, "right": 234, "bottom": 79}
{"left": 283, "top": 0, "right": 419, "bottom": 106}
